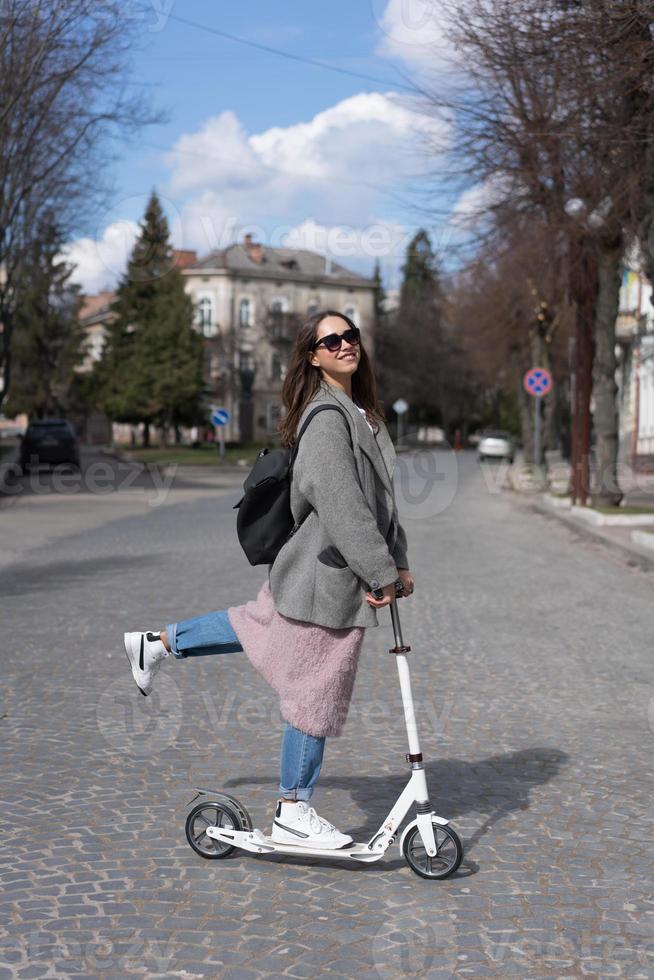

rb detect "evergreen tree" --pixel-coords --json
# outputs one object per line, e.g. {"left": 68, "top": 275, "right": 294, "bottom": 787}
{"left": 399, "top": 231, "right": 441, "bottom": 312}
{"left": 96, "top": 191, "right": 205, "bottom": 445}
{"left": 372, "top": 259, "right": 386, "bottom": 321}
{"left": 5, "top": 219, "right": 85, "bottom": 419}
{"left": 376, "top": 230, "right": 446, "bottom": 425}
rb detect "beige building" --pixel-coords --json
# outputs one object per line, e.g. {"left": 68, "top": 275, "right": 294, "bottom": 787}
{"left": 616, "top": 265, "right": 654, "bottom": 468}
{"left": 182, "top": 236, "right": 376, "bottom": 442}
{"left": 77, "top": 238, "right": 376, "bottom": 444}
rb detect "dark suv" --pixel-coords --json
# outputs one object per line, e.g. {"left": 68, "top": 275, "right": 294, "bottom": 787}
{"left": 20, "top": 419, "right": 80, "bottom": 473}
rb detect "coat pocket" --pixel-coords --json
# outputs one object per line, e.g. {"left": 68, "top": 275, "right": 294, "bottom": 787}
{"left": 317, "top": 545, "right": 348, "bottom": 569}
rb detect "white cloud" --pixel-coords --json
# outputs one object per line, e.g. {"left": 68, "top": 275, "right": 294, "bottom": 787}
{"left": 374, "top": 0, "right": 478, "bottom": 79}
{"left": 164, "top": 91, "right": 449, "bottom": 256}
{"left": 250, "top": 91, "right": 435, "bottom": 180}
{"left": 165, "top": 110, "right": 265, "bottom": 196}
{"left": 285, "top": 216, "right": 413, "bottom": 259}
{"left": 64, "top": 219, "right": 139, "bottom": 293}
{"left": 374, "top": 0, "right": 456, "bottom": 71}
{"left": 65, "top": 91, "right": 450, "bottom": 291}
{"left": 448, "top": 174, "right": 510, "bottom": 229}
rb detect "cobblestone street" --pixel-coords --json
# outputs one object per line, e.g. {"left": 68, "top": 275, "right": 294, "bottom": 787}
{"left": 1, "top": 450, "right": 652, "bottom": 978}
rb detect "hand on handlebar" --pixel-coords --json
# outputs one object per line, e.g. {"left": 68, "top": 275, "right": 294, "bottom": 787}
{"left": 365, "top": 582, "right": 397, "bottom": 608}
{"left": 366, "top": 577, "right": 411, "bottom": 608}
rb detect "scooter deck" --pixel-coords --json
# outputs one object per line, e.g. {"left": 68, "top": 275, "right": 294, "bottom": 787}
{"left": 206, "top": 826, "right": 384, "bottom": 862}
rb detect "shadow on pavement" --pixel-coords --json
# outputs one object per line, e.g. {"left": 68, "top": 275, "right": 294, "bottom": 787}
{"left": 0, "top": 553, "right": 158, "bottom": 596}
{"left": 222, "top": 746, "right": 568, "bottom": 873}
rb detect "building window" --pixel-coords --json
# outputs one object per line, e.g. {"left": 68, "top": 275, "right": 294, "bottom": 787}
{"left": 90, "top": 332, "right": 104, "bottom": 362}
{"left": 307, "top": 301, "right": 319, "bottom": 316}
{"left": 344, "top": 305, "right": 359, "bottom": 327}
{"left": 271, "top": 352, "right": 283, "bottom": 382}
{"left": 209, "top": 353, "right": 221, "bottom": 380}
{"left": 239, "top": 350, "right": 254, "bottom": 372}
{"left": 239, "top": 297, "right": 252, "bottom": 328}
{"left": 196, "top": 296, "right": 215, "bottom": 337}
{"left": 266, "top": 402, "right": 282, "bottom": 432}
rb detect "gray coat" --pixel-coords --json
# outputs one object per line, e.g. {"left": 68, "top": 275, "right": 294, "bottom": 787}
{"left": 268, "top": 381, "right": 409, "bottom": 629}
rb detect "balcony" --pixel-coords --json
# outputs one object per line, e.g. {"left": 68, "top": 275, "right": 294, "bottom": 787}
{"left": 265, "top": 309, "right": 302, "bottom": 343}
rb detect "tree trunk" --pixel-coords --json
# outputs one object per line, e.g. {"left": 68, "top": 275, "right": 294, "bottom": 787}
{"left": 142, "top": 422, "right": 150, "bottom": 449}
{"left": 591, "top": 243, "right": 623, "bottom": 507}
{"left": 0, "top": 304, "right": 13, "bottom": 412}
{"left": 568, "top": 237, "right": 597, "bottom": 505}
{"left": 513, "top": 354, "right": 534, "bottom": 462}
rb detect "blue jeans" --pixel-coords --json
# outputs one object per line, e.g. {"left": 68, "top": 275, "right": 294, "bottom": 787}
{"left": 166, "top": 609, "right": 326, "bottom": 801}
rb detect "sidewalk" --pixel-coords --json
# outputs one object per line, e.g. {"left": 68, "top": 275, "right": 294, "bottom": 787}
{"left": 517, "top": 450, "right": 654, "bottom": 571}
{"left": 0, "top": 444, "right": 19, "bottom": 491}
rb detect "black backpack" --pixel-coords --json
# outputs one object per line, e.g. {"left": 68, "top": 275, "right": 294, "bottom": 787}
{"left": 233, "top": 404, "right": 350, "bottom": 566}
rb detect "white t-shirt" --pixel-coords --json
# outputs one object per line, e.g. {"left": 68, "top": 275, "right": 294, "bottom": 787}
{"left": 356, "top": 405, "right": 375, "bottom": 433}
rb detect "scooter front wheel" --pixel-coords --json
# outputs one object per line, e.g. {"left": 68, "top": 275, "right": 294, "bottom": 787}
{"left": 185, "top": 797, "right": 251, "bottom": 859}
{"left": 403, "top": 821, "right": 463, "bottom": 879}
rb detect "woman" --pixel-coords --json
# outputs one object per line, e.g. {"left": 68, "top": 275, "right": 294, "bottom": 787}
{"left": 123, "top": 310, "right": 415, "bottom": 849}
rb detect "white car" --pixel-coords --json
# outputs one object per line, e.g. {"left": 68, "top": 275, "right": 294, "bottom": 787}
{"left": 477, "top": 430, "right": 514, "bottom": 462}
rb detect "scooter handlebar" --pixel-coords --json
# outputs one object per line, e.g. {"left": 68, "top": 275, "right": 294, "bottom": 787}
{"left": 370, "top": 578, "right": 405, "bottom": 601}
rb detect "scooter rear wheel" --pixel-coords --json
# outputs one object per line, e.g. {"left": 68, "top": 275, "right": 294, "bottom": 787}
{"left": 185, "top": 797, "right": 250, "bottom": 859}
{"left": 403, "top": 822, "right": 463, "bottom": 879}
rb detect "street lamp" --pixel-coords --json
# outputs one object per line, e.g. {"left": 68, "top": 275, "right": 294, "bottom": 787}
{"left": 238, "top": 365, "right": 256, "bottom": 444}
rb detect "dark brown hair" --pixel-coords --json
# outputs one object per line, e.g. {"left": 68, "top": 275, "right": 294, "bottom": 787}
{"left": 277, "top": 309, "right": 385, "bottom": 448}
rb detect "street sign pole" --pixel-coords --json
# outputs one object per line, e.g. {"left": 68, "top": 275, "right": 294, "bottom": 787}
{"left": 216, "top": 426, "right": 225, "bottom": 458}
{"left": 523, "top": 368, "right": 553, "bottom": 468}
{"left": 392, "top": 398, "right": 409, "bottom": 448}
{"left": 534, "top": 396, "right": 541, "bottom": 467}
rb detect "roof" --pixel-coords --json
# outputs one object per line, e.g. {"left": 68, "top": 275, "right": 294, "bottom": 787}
{"left": 78, "top": 290, "right": 116, "bottom": 323}
{"left": 172, "top": 249, "right": 198, "bottom": 269}
{"left": 186, "top": 244, "right": 374, "bottom": 287}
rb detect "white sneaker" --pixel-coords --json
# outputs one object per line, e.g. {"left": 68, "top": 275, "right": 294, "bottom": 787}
{"left": 123, "top": 631, "right": 169, "bottom": 696}
{"left": 271, "top": 800, "right": 353, "bottom": 850}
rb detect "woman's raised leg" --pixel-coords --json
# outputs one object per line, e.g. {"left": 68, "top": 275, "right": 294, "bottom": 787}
{"left": 124, "top": 609, "right": 242, "bottom": 696}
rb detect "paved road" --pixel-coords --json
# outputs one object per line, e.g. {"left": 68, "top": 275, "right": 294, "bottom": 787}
{"left": 1, "top": 450, "right": 652, "bottom": 978}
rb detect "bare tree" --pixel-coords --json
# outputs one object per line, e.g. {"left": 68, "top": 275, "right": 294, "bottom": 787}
{"left": 446, "top": 213, "right": 573, "bottom": 460}
{"left": 418, "top": 0, "right": 654, "bottom": 504}
{"left": 0, "top": 0, "right": 162, "bottom": 409}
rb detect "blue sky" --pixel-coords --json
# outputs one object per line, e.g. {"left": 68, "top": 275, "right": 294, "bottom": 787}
{"left": 68, "top": 0, "right": 466, "bottom": 293}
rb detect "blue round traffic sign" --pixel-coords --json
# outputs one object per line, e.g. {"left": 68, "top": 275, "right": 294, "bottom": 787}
{"left": 523, "top": 367, "right": 553, "bottom": 398}
{"left": 211, "top": 407, "right": 230, "bottom": 426}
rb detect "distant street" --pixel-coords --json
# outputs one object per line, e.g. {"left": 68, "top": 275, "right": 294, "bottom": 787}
{"left": 1, "top": 450, "right": 652, "bottom": 978}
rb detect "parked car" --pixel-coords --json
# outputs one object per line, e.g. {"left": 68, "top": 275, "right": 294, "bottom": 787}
{"left": 19, "top": 419, "right": 80, "bottom": 473}
{"left": 477, "top": 429, "right": 514, "bottom": 463}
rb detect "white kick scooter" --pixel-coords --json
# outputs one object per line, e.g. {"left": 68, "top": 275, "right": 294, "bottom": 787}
{"left": 185, "top": 581, "right": 463, "bottom": 879}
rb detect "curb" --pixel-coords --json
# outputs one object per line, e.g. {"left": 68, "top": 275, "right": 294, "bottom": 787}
{"left": 526, "top": 495, "right": 654, "bottom": 573}
{"left": 632, "top": 529, "right": 654, "bottom": 552}
{"left": 99, "top": 446, "right": 251, "bottom": 477}
{"left": 0, "top": 448, "right": 20, "bottom": 496}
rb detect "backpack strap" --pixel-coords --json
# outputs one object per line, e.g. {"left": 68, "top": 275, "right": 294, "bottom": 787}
{"left": 288, "top": 404, "right": 351, "bottom": 474}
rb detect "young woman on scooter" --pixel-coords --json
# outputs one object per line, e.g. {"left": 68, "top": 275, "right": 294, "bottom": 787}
{"left": 123, "top": 309, "right": 414, "bottom": 849}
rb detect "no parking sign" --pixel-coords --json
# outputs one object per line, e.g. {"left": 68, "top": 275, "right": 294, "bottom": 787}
{"left": 523, "top": 367, "right": 553, "bottom": 397}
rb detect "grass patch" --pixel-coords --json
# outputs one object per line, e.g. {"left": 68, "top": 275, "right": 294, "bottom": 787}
{"left": 119, "top": 441, "right": 275, "bottom": 467}
{"left": 594, "top": 505, "right": 654, "bottom": 515}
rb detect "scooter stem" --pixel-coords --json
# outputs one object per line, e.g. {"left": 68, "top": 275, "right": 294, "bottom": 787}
{"left": 389, "top": 598, "right": 406, "bottom": 651}
{"left": 388, "top": 596, "right": 422, "bottom": 760}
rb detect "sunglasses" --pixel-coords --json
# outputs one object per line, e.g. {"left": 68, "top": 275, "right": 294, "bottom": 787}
{"left": 312, "top": 325, "right": 361, "bottom": 353}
